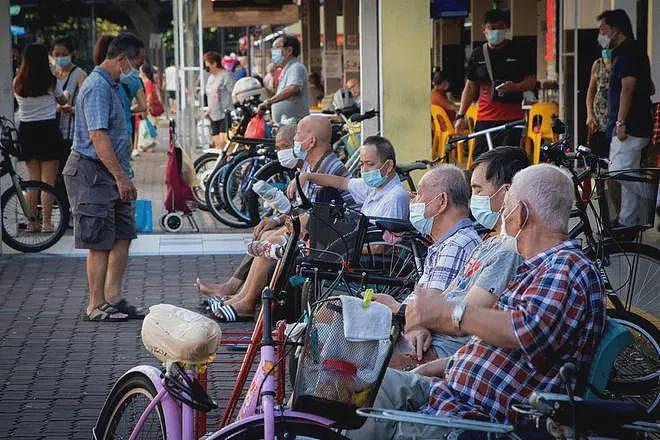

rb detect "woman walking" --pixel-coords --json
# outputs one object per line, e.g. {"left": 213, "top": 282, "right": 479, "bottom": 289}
{"left": 13, "top": 43, "right": 69, "bottom": 232}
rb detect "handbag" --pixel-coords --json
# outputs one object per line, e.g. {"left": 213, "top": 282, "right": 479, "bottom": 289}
{"left": 245, "top": 114, "right": 267, "bottom": 138}
{"left": 145, "top": 80, "right": 165, "bottom": 117}
{"left": 144, "top": 117, "right": 158, "bottom": 138}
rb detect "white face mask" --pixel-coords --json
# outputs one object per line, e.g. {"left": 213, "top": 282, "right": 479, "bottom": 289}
{"left": 499, "top": 201, "right": 527, "bottom": 254}
{"left": 598, "top": 32, "right": 612, "bottom": 49}
{"left": 277, "top": 148, "right": 298, "bottom": 169}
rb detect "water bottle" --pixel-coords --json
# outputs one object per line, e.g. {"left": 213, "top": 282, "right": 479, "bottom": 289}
{"left": 252, "top": 180, "right": 291, "bottom": 214}
{"left": 246, "top": 240, "right": 284, "bottom": 259}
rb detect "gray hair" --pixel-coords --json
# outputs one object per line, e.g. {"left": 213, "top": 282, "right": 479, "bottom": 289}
{"left": 509, "top": 164, "right": 575, "bottom": 232}
{"left": 422, "top": 164, "right": 469, "bottom": 209}
{"left": 276, "top": 124, "right": 297, "bottom": 145}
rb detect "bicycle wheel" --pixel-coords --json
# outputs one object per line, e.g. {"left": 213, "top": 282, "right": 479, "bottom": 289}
{"left": 1, "top": 180, "right": 69, "bottom": 252}
{"left": 193, "top": 152, "right": 220, "bottom": 211}
{"left": 95, "top": 373, "right": 166, "bottom": 440}
{"left": 205, "top": 164, "right": 252, "bottom": 229}
{"left": 214, "top": 416, "right": 346, "bottom": 440}
{"left": 605, "top": 309, "right": 659, "bottom": 415}
{"left": 597, "top": 242, "right": 660, "bottom": 318}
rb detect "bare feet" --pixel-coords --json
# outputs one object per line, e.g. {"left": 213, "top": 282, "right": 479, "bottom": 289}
{"left": 194, "top": 277, "right": 242, "bottom": 298}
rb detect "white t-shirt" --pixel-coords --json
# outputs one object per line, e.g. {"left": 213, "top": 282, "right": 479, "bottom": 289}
{"left": 205, "top": 70, "right": 234, "bottom": 121}
{"left": 14, "top": 81, "right": 63, "bottom": 122}
{"left": 165, "top": 65, "right": 177, "bottom": 91}
{"left": 347, "top": 175, "right": 410, "bottom": 220}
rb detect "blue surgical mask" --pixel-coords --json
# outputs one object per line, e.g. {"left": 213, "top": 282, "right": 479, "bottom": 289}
{"left": 55, "top": 56, "right": 72, "bottom": 68}
{"left": 485, "top": 29, "right": 507, "bottom": 46}
{"left": 362, "top": 162, "right": 388, "bottom": 188}
{"left": 470, "top": 185, "right": 506, "bottom": 230}
{"left": 601, "top": 49, "right": 612, "bottom": 59}
{"left": 121, "top": 68, "right": 139, "bottom": 82}
{"left": 293, "top": 140, "right": 308, "bottom": 160}
{"left": 408, "top": 193, "right": 442, "bottom": 236}
{"left": 271, "top": 48, "right": 283, "bottom": 64}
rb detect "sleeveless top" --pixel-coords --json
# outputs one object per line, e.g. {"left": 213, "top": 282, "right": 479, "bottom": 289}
{"left": 56, "top": 66, "right": 86, "bottom": 141}
{"left": 592, "top": 59, "right": 611, "bottom": 133}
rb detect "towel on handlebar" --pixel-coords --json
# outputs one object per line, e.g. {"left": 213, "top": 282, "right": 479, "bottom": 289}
{"left": 340, "top": 295, "right": 392, "bottom": 342}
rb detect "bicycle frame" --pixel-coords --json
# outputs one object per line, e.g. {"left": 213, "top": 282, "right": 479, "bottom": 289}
{"left": 0, "top": 128, "right": 36, "bottom": 222}
{"left": 449, "top": 119, "right": 526, "bottom": 151}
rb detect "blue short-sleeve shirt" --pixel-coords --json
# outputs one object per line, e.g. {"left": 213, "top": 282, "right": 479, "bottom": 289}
{"left": 73, "top": 66, "right": 131, "bottom": 176}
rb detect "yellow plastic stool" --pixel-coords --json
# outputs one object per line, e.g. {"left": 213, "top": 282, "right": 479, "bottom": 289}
{"left": 431, "top": 105, "right": 455, "bottom": 160}
{"left": 525, "top": 102, "right": 559, "bottom": 164}
{"left": 456, "top": 103, "right": 479, "bottom": 168}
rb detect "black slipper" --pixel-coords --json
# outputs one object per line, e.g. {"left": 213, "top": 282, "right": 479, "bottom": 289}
{"left": 83, "top": 302, "right": 128, "bottom": 322}
{"left": 110, "top": 299, "right": 146, "bottom": 319}
{"left": 209, "top": 304, "right": 253, "bottom": 323}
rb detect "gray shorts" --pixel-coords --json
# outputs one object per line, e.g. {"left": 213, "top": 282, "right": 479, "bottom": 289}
{"left": 63, "top": 152, "right": 137, "bottom": 250}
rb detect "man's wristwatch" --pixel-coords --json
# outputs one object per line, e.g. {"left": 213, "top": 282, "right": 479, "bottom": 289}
{"left": 394, "top": 304, "right": 407, "bottom": 327}
{"left": 451, "top": 302, "right": 468, "bottom": 332}
{"left": 455, "top": 114, "right": 465, "bottom": 120}
{"left": 616, "top": 120, "right": 626, "bottom": 127}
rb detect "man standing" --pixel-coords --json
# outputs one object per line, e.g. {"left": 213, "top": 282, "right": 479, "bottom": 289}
{"left": 63, "top": 33, "right": 145, "bottom": 322}
{"left": 258, "top": 34, "right": 310, "bottom": 124}
{"left": 454, "top": 9, "right": 536, "bottom": 156}
{"left": 598, "top": 9, "right": 653, "bottom": 226}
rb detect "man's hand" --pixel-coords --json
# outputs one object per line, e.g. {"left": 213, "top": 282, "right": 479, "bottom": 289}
{"left": 253, "top": 217, "right": 281, "bottom": 238}
{"left": 411, "top": 357, "right": 448, "bottom": 378}
{"left": 405, "top": 327, "right": 432, "bottom": 361}
{"left": 59, "top": 104, "right": 74, "bottom": 115}
{"left": 257, "top": 101, "right": 270, "bottom": 115}
{"left": 454, "top": 117, "right": 467, "bottom": 132}
{"left": 286, "top": 172, "right": 308, "bottom": 199}
{"left": 116, "top": 174, "right": 137, "bottom": 201}
{"left": 495, "top": 81, "right": 517, "bottom": 94}
{"left": 372, "top": 294, "right": 400, "bottom": 313}
{"left": 405, "top": 291, "right": 454, "bottom": 335}
{"left": 616, "top": 124, "right": 628, "bottom": 142}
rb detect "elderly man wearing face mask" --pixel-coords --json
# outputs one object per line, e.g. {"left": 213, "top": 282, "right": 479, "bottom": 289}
{"left": 347, "top": 164, "right": 606, "bottom": 439}
{"left": 286, "top": 135, "right": 409, "bottom": 220}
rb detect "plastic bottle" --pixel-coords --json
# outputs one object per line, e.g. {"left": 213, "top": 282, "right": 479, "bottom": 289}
{"left": 252, "top": 180, "right": 291, "bottom": 214}
{"left": 246, "top": 240, "right": 284, "bottom": 259}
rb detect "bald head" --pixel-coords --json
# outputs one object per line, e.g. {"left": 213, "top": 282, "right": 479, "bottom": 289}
{"left": 508, "top": 164, "right": 574, "bottom": 232}
{"left": 275, "top": 124, "right": 297, "bottom": 150}
{"left": 295, "top": 115, "right": 332, "bottom": 149}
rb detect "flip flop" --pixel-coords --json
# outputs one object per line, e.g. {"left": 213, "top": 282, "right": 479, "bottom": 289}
{"left": 201, "top": 296, "right": 224, "bottom": 314}
{"left": 83, "top": 302, "right": 128, "bottom": 322}
{"left": 110, "top": 299, "right": 146, "bottom": 319}
{"left": 209, "top": 304, "right": 253, "bottom": 323}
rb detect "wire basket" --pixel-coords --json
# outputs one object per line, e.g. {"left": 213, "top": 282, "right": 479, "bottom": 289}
{"left": 595, "top": 168, "right": 659, "bottom": 231}
{"left": 291, "top": 296, "right": 398, "bottom": 429}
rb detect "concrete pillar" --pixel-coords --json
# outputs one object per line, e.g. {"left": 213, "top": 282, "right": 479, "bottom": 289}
{"left": 343, "top": 0, "right": 360, "bottom": 81}
{"left": 471, "top": 0, "right": 491, "bottom": 44}
{"left": 379, "top": 0, "right": 432, "bottom": 164}
{"left": 0, "top": 0, "right": 11, "bottom": 120}
{"left": 301, "top": 0, "right": 321, "bottom": 75}
{"left": 650, "top": 0, "right": 660, "bottom": 101}
{"left": 322, "top": 0, "right": 341, "bottom": 94}
{"left": 359, "top": 0, "right": 379, "bottom": 137}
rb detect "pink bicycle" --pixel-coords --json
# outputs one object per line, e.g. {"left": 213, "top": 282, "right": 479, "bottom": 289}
{"left": 93, "top": 214, "right": 352, "bottom": 440}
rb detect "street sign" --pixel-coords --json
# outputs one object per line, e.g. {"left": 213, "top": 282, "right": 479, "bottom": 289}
{"left": 10, "top": 5, "right": 21, "bottom": 16}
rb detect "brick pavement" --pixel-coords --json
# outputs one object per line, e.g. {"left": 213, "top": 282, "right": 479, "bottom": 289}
{"left": 0, "top": 254, "right": 257, "bottom": 439}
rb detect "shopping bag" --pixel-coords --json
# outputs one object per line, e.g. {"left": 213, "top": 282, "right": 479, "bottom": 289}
{"left": 137, "top": 119, "right": 157, "bottom": 150}
{"left": 245, "top": 114, "right": 266, "bottom": 138}
{"left": 134, "top": 199, "right": 153, "bottom": 233}
{"left": 145, "top": 118, "right": 158, "bottom": 138}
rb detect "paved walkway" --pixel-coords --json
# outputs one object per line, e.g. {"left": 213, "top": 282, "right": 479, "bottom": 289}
{"left": 0, "top": 253, "right": 255, "bottom": 439}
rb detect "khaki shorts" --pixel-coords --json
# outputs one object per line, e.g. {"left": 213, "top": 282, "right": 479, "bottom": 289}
{"left": 63, "top": 152, "right": 137, "bottom": 250}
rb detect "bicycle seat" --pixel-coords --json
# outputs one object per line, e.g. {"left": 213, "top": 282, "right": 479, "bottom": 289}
{"left": 141, "top": 304, "right": 221, "bottom": 365}
{"left": 373, "top": 218, "right": 417, "bottom": 233}
{"left": 396, "top": 161, "right": 427, "bottom": 174}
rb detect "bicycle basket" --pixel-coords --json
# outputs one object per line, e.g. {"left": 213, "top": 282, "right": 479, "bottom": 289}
{"left": 306, "top": 202, "right": 368, "bottom": 264}
{"left": 291, "top": 296, "right": 397, "bottom": 429}
{"left": 595, "top": 168, "right": 659, "bottom": 231}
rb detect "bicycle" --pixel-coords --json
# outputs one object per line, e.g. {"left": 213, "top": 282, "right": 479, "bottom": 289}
{"left": 0, "top": 116, "right": 70, "bottom": 252}
{"left": 541, "top": 136, "right": 659, "bottom": 414}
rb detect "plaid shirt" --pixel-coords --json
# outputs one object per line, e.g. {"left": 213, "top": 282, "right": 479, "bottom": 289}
{"left": 415, "top": 218, "right": 481, "bottom": 292}
{"left": 420, "top": 240, "right": 606, "bottom": 422}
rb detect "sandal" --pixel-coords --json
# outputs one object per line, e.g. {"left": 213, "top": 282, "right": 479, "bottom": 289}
{"left": 83, "top": 302, "right": 128, "bottom": 322}
{"left": 110, "top": 299, "right": 146, "bottom": 319}
{"left": 208, "top": 304, "right": 253, "bottom": 323}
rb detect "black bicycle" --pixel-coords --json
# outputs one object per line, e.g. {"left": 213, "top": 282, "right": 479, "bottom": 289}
{"left": 0, "top": 116, "right": 69, "bottom": 252}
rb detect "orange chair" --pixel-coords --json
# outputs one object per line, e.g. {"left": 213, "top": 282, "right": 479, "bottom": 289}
{"left": 431, "top": 104, "right": 455, "bottom": 160}
{"left": 524, "top": 102, "right": 559, "bottom": 164}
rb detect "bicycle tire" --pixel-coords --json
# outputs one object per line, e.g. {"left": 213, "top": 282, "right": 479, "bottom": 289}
{"left": 193, "top": 152, "right": 220, "bottom": 211}
{"left": 1, "top": 180, "right": 69, "bottom": 252}
{"left": 605, "top": 308, "right": 659, "bottom": 415}
{"left": 593, "top": 242, "right": 660, "bottom": 318}
{"left": 95, "top": 373, "right": 167, "bottom": 440}
{"left": 214, "top": 416, "right": 346, "bottom": 440}
{"left": 222, "top": 154, "right": 268, "bottom": 222}
{"left": 205, "top": 163, "right": 252, "bottom": 229}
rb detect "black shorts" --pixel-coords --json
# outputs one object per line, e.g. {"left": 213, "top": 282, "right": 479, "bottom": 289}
{"left": 210, "top": 118, "right": 227, "bottom": 136}
{"left": 63, "top": 152, "right": 137, "bottom": 250}
{"left": 167, "top": 90, "right": 176, "bottom": 100}
{"left": 18, "top": 119, "right": 65, "bottom": 161}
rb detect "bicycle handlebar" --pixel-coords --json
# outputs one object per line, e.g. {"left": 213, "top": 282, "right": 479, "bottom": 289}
{"left": 447, "top": 118, "right": 526, "bottom": 144}
{"left": 349, "top": 109, "right": 379, "bottom": 123}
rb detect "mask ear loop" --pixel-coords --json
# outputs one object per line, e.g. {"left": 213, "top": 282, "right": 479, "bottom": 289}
{"left": 514, "top": 201, "right": 529, "bottom": 239}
